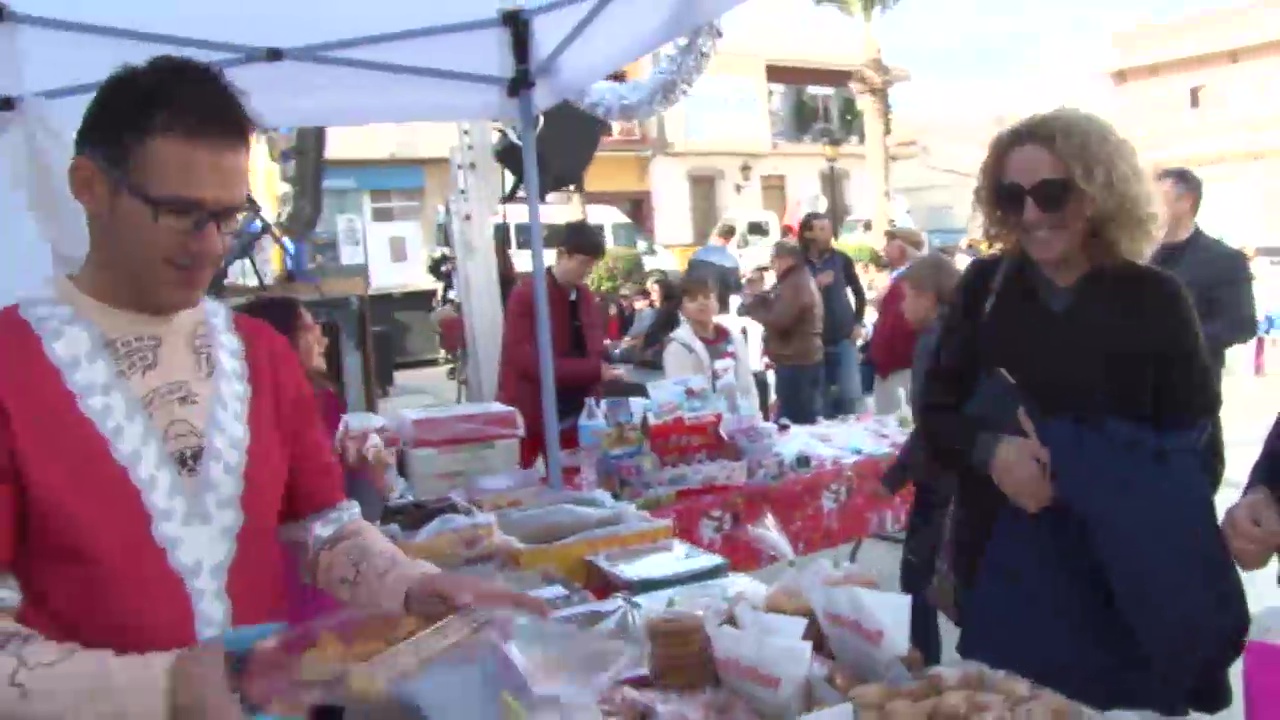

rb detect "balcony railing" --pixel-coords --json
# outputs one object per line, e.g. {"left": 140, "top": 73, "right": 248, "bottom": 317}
{"left": 600, "top": 120, "right": 647, "bottom": 146}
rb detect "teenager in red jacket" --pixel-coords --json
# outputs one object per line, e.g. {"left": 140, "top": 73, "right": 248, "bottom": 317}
{"left": 868, "top": 228, "right": 926, "bottom": 413}
{"left": 497, "top": 222, "right": 624, "bottom": 468}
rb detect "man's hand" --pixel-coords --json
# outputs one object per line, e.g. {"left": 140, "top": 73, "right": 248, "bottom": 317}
{"left": 406, "top": 572, "right": 551, "bottom": 619}
{"left": 989, "top": 435, "right": 1052, "bottom": 514}
{"left": 1223, "top": 486, "right": 1280, "bottom": 571}
{"left": 850, "top": 325, "right": 864, "bottom": 342}
{"left": 601, "top": 364, "right": 626, "bottom": 382}
{"left": 171, "top": 642, "right": 245, "bottom": 720}
{"left": 816, "top": 270, "right": 835, "bottom": 288}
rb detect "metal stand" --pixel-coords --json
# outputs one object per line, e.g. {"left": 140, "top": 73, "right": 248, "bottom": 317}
{"left": 504, "top": 9, "right": 564, "bottom": 487}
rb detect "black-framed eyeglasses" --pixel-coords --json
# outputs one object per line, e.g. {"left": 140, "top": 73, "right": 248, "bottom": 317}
{"left": 993, "top": 178, "right": 1075, "bottom": 217}
{"left": 92, "top": 157, "right": 250, "bottom": 237}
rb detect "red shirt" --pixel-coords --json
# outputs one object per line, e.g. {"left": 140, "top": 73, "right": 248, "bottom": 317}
{"left": 0, "top": 306, "right": 346, "bottom": 652}
{"left": 868, "top": 276, "right": 919, "bottom": 378}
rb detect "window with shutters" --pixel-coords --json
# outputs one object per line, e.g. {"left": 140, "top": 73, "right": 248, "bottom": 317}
{"left": 369, "top": 189, "right": 423, "bottom": 223}
{"left": 688, "top": 175, "right": 720, "bottom": 245}
{"left": 761, "top": 175, "right": 787, "bottom": 225}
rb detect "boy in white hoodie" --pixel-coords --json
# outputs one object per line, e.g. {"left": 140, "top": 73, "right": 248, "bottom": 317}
{"left": 663, "top": 275, "right": 760, "bottom": 415}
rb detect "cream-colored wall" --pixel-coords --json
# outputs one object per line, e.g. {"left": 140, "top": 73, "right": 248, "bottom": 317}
{"left": 1110, "top": 3, "right": 1280, "bottom": 72}
{"left": 325, "top": 122, "right": 458, "bottom": 161}
{"left": 1113, "top": 44, "right": 1280, "bottom": 154}
{"left": 662, "top": 53, "right": 775, "bottom": 155}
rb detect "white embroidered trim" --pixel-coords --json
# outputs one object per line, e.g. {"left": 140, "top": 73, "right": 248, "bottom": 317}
{"left": 19, "top": 298, "right": 250, "bottom": 640}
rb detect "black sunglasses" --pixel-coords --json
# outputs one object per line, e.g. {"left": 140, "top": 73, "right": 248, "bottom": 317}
{"left": 993, "top": 178, "right": 1075, "bottom": 217}
{"left": 92, "top": 157, "right": 249, "bottom": 237}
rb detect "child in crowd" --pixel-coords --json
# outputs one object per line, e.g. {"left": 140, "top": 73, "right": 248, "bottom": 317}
{"left": 880, "top": 252, "right": 961, "bottom": 665}
{"left": 663, "top": 275, "right": 760, "bottom": 414}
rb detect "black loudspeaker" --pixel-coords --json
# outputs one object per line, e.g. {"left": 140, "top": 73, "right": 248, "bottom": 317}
{"left": 282, "top": 127, "right": 326, "bottom": 242}
{"left": 493, "top": 102, "right": 607, "bottom": 201}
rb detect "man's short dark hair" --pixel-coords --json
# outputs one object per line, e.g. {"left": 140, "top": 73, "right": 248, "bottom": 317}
{"left": 1156, "top": 167, "right": 1203, "bottom": 216}
{"left": 715, "top": 224, "right": 737, "bottom": 242}
{"left": 559, "top": 221, "right": 607, "bottom": 259}
{"left": 75, "top": 56, "right": 256, "bottom": 171}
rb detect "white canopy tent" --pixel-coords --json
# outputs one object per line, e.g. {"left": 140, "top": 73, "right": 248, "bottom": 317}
{"left": 0, "top": 0, "right": 746, "bottom": 484}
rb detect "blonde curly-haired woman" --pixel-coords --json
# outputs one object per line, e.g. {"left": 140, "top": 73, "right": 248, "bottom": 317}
{"left": 917, "top": 108, "right": 1248, "bottom": 713}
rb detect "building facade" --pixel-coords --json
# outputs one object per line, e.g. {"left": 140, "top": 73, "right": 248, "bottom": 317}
{"left": 313, "top": 0, "right": 916, "bottom": 258}
{"left": 1110, "top": 2, "right": 1280, "bottom": 248}
{"left": 651, "top": 0, "right": 914, "bottom": 246}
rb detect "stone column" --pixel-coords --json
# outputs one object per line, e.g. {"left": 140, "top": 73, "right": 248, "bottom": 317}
{"left": 863, "top": 89, "right": 890, "bottom": 236}
{"left": 852, "top": 59, "right": 909, "bottom": 236}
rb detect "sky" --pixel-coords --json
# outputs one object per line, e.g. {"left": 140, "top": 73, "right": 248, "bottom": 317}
{"left": 867, "top": 0, "right": 1247, "bottom": 117}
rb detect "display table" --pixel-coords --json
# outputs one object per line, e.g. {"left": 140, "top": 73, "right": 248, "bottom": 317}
{"left": 648, "top": 454, "right": 910, "bottom": 572}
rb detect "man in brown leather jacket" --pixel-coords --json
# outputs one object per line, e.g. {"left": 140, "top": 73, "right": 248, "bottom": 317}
{"left": 741, "top": 242, "right": 824, "bottom": 424}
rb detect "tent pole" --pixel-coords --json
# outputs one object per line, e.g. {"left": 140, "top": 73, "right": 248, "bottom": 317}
{"left": 505, "top": 9, "right": 564, "bottom": 487}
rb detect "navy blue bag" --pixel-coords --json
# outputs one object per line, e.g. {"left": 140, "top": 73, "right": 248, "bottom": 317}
{"left": 960, "top": 417, "right": 1248, "bottom": 714}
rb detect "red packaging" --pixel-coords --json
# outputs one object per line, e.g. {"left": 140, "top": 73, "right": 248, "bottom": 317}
{"left": 395, "top": 402, "right": 524, "bottom": 449}
{"left": 649, "top": 415, "right": 732, "bottom": 467}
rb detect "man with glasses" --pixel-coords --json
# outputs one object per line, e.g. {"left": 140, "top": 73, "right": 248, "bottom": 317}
{"left": 1152, "top": 167, "right": 1257, "bottom": 490}
{"left": 0, "top": 56, "right": 543, "bottom": 719}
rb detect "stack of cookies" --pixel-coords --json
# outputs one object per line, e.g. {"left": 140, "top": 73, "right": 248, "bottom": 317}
{"left": 646, "top": 611, "right": 716, "bottom": 690}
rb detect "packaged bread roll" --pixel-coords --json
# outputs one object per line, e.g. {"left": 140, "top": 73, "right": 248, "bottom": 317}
{"left": 882, "top": 698, "right": 928, "bottom": 720}
{"left": 991, "top": 675, "right": 1035, "bottom": 701}
{"left": 932, "top": 690, "right": 972, "bottom": 720}
{"left": 848, "top": 682, "right": 894, "bottom": 709}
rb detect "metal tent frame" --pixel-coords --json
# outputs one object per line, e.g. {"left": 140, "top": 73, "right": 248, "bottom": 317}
{"left": 0, "top": 0, "right": 628, "bottom": 485}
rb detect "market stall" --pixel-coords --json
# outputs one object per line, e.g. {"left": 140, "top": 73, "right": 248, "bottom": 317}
{"left": 240, "top": 404, "right": 1136, "bottom": 718}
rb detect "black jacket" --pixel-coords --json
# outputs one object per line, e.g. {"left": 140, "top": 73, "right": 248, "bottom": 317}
{"left": 1150, "top": 227, "right": 1256, "bottom": 372}
{"left": 919, "top": 254, "right": 1229, "bottom": 712}
{"left": 1247, "top": 414, "right": 1280, "bottom": 497}
{"left": 806, "top": 250, "right": 867, "bottom": 347}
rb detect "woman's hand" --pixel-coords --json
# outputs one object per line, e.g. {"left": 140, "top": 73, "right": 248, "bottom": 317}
{"left": 406, "top": 571, "right": 550, "bottom": 618}
{"left": 988, "top": 434, "right": 1052, "bottom": 514}
{"left": 1223, "top": 486, "right": 1280, "bottom": 571}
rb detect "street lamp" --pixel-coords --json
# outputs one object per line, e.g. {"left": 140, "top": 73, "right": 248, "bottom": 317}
{"left": 821, "top": 134, "right": 843, "bottom": 228}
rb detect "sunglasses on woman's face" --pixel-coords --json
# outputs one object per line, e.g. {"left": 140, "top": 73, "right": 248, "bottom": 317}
{"left": 994, "top": 178, "right": 1075, "bottom": 217}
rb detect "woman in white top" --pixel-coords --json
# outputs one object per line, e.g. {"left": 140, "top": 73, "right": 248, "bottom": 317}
{"left": 663, "top": 275, "right": 760, "bottom": 415}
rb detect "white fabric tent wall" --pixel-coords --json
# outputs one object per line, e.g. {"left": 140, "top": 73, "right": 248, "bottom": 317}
{"left": 0, "top": 0, "right": 747, "bottom": 483}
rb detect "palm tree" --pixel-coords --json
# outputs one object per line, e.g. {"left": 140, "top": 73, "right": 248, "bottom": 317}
{"left": 813, "top": 0, "right": 908, "bottom": 235}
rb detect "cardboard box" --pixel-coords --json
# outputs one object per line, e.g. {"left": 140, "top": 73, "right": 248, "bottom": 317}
{"left": 404, "top": 438, "right": 521, "bottom": 499}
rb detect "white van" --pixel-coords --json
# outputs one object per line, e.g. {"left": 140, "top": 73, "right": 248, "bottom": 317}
{"left": 723, "top": 210, "right": 782, "bottom": 272}
{"left": 491, "top": 203, "right": 647, "bottom": 274}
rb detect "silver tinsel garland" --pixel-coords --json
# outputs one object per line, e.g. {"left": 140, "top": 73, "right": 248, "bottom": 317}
{"left": 574, "top": 22, "right": 720, "bottom": 122}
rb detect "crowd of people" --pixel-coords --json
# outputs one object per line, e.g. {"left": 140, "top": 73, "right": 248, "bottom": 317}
{"left": 4, "top": 51, "right": 1280, "bottom": 719}
{"left": 494, "top": 212, "right": 940, "bottom": 465}
{"left": 489, "top": 106, "right": 1280, "bottom": 716}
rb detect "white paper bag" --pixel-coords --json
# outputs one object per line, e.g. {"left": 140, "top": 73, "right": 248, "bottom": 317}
{"left": 799, "top": 703, "right": 854, "bottom": 720}
{"left": 733, "top": 605, "right": 808, "bottom": 640}
{"left": 807, "top": 583, "right": 912, "bottom": 685}
{"left": 709, "top": 625, "right": 811, "bottom": 720}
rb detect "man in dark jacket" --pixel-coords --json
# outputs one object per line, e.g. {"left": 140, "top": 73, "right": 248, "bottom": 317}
{"left": 1152, "top": 168, "right": 1257, "bottom": 489}
{"left": 685, "top": 223, "right": 742, "bottom": 312}
{"left": 799, "top": 212, "right": 867, "bottom": 417}
{"left": 742, "top": 241, "right": 824, "bottom": 424}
